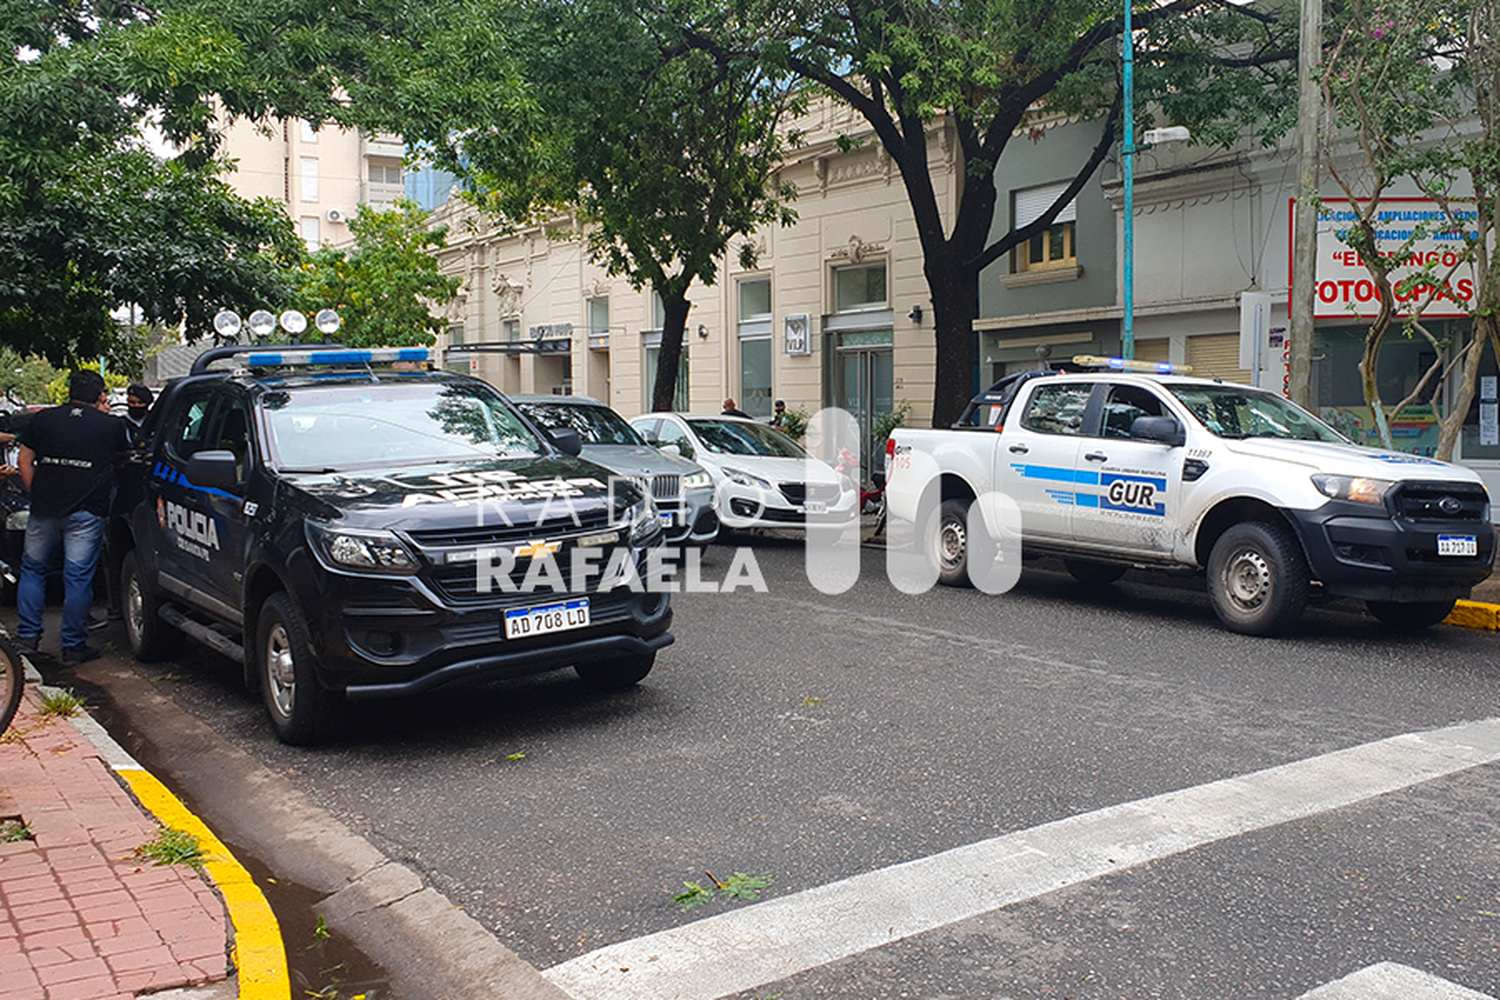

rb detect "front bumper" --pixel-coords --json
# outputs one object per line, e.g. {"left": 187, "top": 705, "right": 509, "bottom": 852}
{"left": 305, "top": 552, "right": 674, "bottom": 697}
{"left": 1289, "top": 498, "right": 1495, "bottom": 601}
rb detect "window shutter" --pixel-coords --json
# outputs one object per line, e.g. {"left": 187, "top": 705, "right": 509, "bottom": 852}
{"left": 1014, "top": 182, "right": 1078, "bottom": 228}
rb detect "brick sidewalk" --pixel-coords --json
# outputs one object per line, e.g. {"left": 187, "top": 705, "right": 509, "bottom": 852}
{"left": 0, "top": 684, "right": 231, "bottom": 1000}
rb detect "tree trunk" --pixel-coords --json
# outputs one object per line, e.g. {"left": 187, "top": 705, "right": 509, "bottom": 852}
{"left": 651, "top": 289, "right": 692, "bottom": 412}
{"left": 927, "top": 265, "right": 981, "bottom": 428}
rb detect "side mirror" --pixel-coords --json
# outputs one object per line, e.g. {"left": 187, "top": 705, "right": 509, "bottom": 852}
{"left": 1130, "top": 415, "right": 1186, "bottom": 447}
{"left": 186, "top": 449, "right": 240, "bottom": 488}
{"left": 660, "top": 443, "right": 682, "bottom": 458}
{"left": 549, "top": 427, "right": 583, "bottom": 456}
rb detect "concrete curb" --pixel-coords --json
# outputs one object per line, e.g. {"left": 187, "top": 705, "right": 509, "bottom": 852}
{"left": 35, "top": 662, "right": 291, "bottom": 1000}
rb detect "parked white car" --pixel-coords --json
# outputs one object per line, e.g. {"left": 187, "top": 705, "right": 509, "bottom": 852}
{"left": 628, "top": 413, "right": 858, "bottom": 530}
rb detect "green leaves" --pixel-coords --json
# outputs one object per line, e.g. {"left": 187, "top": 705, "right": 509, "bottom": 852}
{"left": 292, "top": 200, "right": 460, "bottom": 349}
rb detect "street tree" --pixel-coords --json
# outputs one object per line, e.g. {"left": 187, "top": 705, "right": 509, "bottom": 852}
{"left": 1320, "top": 0, "right": 1497, "bottom": 461}
{"left": 341, "top": 0, "right": 797, "bottom": 410}
{"left": 292, "top": 200, "right": 461, "bottom": 348}
{"left": 739, "top": 0, "right": 1297, "bottom": 425}
{"left": 0, "top": 1, "right": 306, "bottom": 364}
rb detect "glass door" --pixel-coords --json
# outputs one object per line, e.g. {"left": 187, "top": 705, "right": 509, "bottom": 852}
{"left": 835, "top": 336, "right": 894, "bottom": 483}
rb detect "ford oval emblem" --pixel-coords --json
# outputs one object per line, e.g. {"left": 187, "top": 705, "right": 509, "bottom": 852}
{"left": 1438, "top": 496, "right": 1463, "bottom": 515}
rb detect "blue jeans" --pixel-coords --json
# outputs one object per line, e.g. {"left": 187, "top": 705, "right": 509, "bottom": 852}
{"left": 17, "top": 510, "right": 105, "bottom": 650}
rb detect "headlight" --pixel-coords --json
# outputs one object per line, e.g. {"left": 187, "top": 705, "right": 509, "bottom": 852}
{"left": 682, "top": 471, "right": 712, "bottom": 490}
{"left": 1311, "top": 474, "right": 1394, "bottom": 505}
{"left": 724, "top": 467, "right": 772, "bottom": 490}
{"left": 628, "top": 494, "right": 662, "bottom": 546}
{"left": 306, "top": 521, "right": 419, "bottom": 573}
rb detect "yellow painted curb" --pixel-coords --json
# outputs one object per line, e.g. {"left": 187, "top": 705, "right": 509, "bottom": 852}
{"left": 1446, "top": 600, "right": 1500, "bottom": 631}
{"left": 118, "top": 767, "right": 291, "bottom": 1000}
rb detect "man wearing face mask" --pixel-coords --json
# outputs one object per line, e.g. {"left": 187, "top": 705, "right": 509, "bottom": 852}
{"left": 123, "top": 384, "right": 153, "bottom": 445}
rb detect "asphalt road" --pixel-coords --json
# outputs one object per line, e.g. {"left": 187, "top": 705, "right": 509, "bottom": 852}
{"left": 69, "top": 542, "right": 1500, "bottom": 999}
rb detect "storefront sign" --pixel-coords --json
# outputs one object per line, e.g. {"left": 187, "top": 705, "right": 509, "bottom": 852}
{"left": 785, "top": 314, "right": 812, "bottom": 356}
{"left": 1300, "top": 198, "right": 1479, "bottom": 319}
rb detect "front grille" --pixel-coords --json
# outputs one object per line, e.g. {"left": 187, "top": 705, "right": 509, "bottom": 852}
{"left": 777, "top": 482, "right": 841, "bottom": 506}
{"left": 651, "top": 474, "right": 680, "bottom": 500}
{"left": 404, "top": 509, "right": 614, "bottom": 548}
{"left": 1393, "top": 482, "right": 1489, "bottom": 521}
{"left": 427, "top": 546, "right": 636, "bottom": 606}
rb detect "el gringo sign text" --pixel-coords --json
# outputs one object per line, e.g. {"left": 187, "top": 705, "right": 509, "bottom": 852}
{"left": 1301, "top": 198, "right": 1479, "bottom": 319}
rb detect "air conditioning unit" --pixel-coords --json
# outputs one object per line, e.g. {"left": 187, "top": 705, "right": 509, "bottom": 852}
{"left": 326, "top": 208, "right": 346, "bottom": 224}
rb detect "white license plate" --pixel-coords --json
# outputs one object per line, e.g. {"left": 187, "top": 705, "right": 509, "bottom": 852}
{"left": 805, "top": 500, "right": 827, "bottom": 514}
{"left": 505, "top": 598, "right": 590, "bottom": 639}
{"left": 1437, "top": 534, "right": 1477, "bottom": 556}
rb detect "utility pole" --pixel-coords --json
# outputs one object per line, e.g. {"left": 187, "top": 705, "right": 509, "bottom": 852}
{"left": 1289, "top": 0, "right": 1322, "bottom": 406}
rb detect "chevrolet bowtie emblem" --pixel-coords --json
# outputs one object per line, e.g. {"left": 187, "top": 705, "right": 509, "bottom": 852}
{"left": 512, "top": 539, "right": 562, "bottom": 559}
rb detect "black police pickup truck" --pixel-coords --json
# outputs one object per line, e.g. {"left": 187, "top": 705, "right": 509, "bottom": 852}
{"left": 110, "top": 346, "right": 673, "bottom": 744}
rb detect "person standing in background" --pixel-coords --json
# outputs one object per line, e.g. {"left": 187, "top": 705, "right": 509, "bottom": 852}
{"left": 15, "top": 370, "right": 130, "bottom": 666}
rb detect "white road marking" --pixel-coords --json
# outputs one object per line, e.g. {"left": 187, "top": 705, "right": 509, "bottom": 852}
{"left": 544, "top": 717, "right": 1500, "bottom": 1000}
{"left": 1297, "top": 962, "right": 1496, "bottom": 999}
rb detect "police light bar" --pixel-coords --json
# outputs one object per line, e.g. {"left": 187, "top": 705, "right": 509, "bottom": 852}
{"left": 1072, "top": 354, "right": 1193, "bottom": 375}
{"left": 242, "top": 347, "right": 434, "bottom": 368}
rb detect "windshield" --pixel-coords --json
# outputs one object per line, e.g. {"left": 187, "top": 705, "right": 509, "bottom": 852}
{"left": 1168, "top": 384, "right": 1348, "bottom": 443}
{"left": 263, "top": 381, "right": 543, "bottom": 471}
{"left": 518, "top": 401, "right": 643, "bottom": 446}
{"left": 686, "top": 418, "right": 806, "bottom": 457}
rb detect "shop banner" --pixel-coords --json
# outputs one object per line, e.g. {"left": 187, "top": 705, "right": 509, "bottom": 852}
{"left": 1295, "top": 198, "right": 1479, "bottom": 319}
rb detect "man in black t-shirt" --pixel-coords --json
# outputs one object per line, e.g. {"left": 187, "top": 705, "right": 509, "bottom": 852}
{"left": 16, "top": 370, "right": 130, "bottom": 665}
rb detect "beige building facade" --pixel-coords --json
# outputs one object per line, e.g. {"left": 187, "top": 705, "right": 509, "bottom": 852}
{"left": 430, "top": 100, "right": 954, "bottom": 453}
{"left": 216, "top": 116, "right": 407, "bottom": 250}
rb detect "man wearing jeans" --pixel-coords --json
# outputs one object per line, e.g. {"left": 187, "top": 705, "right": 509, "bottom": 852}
{"left": 16, "top": 370, "right": 130, "bottom": 666}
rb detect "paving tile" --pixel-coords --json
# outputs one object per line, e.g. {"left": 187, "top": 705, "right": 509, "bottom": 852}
{"left": 34, "top": 955, "right": 109, "bottom": 986}
{"left": 75, "top": 899, "right": 143, "bottom": 925}
{"left": 0, "top": 964, "right": 42, "bottom": 1000}
{"left": 92, "top": 931, "right": 164, "bottom": 957}
{"left": 13, "top": 911, "right": 81, "bottom": 935}
{"left": 104, "top": 944, "right": 177, "bottom": 974}
{"left": 7, "top": 893, "right": 75, "bottom": 919}
{"left": 85, "top": 916, "right": 152, "bottom": 942}
{"left": 42, "top": 974, "right": 121, "bottom": 1000}
{"left": 19, "top": 926, "right": 90, "bottom": 953}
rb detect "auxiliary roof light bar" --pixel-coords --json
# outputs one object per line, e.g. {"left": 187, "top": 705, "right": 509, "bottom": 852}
{"left": 1072, "top": 354, "right": 1194, "bottom": 375}
{"left": 243, "top": 347, "right": 434, "bottom": 368}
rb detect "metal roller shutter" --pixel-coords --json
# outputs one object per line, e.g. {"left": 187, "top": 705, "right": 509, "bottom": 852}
{"left": 1186, "top": 334, "right": 1253, "bottom": 385}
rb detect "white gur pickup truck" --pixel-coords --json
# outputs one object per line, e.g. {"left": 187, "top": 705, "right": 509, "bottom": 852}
{"left": 886, "top": 357, "right": 1495, "bottom": 636}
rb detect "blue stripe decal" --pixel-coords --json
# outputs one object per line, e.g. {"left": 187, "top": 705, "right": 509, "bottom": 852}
{"left": 152, "top": 464, "right": 239, "bottom": 501}
{"left": 1010, "top": 464, "right": 1100, "bottom": 485}
{"left": 1076, "top": 493, "right": 1100, "bottom": 509}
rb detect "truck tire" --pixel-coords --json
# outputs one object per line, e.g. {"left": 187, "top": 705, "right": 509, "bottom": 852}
{"left": 258, "top": 592, "right": 338, "bottom": 745}
{"left": 122, "top": 550, "right": 183, "bottom": 661}
{"left": 1064, "top": 559, "right": 1127, "bottom": 586}
{"left": 575, "top": 652, "right": 655, "bottom": 691}
{"left": 1206, "top": 521, "right": 1309, "bottom": 637}
{"left": 928, "top": 499, "right": 973, "bottom": 588}
{"left": 1365, "top": 598, "right": 1456, "bottom": 630}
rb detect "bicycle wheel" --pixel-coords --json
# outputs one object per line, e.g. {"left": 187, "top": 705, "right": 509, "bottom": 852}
{"left": 0, "top": 638, "right": 22, "bottom": 735}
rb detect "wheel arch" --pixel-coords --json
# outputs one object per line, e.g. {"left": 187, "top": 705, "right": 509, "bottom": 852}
{"left": 939, "top": 473, "right": 977, "bottom": 506}
{"left": 241, "top": 563, "right": 288, "bottom": 690}
{"left": 1193, "top": 498, "right": 1306, "bottom": 569}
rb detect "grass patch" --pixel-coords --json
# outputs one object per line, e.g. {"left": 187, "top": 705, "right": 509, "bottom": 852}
{"left": 38, "top": 687, "right": 84, "bottom": 718}
{"left": 134, "top": 827, "right": 208, "bottom": 870}
{"left": 0, "top": 817, "right": 32, "bottom": 842}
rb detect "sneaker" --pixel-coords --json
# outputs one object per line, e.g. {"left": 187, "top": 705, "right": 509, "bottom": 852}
{"left": 88, "top": 611, "right": 109, "bottom": 631}
{"left": 61, "top": 644, "right": 100, "bottom": 667}
{"left": 15, "top": 634, "right": 39, "bottom": 655}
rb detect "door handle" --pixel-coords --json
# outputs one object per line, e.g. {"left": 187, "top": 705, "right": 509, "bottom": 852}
{"left": 1008, "top": 444, "right": 1029, "bottom": 454}
{"left": 1084, "top": 451, "right": 1108, "bottom": 462}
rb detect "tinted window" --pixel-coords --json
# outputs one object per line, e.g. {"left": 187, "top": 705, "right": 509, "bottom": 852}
{"left": 1098, "top": 386, "right": 1166, "bottom": 439}
{"left": 1020, "top": 384, "right": 1093, "bottom": 436}
{"left": 685, "top": 418, "right": 805, "bottom": 457}
{"left": 519, "top": 402, "right": 642, "bottom": 446}
{"left": 166, "top": 395, "right": 215, "bottom": 463}
{"left": 264, "top": 381, "right": 542, "bottom": 472}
